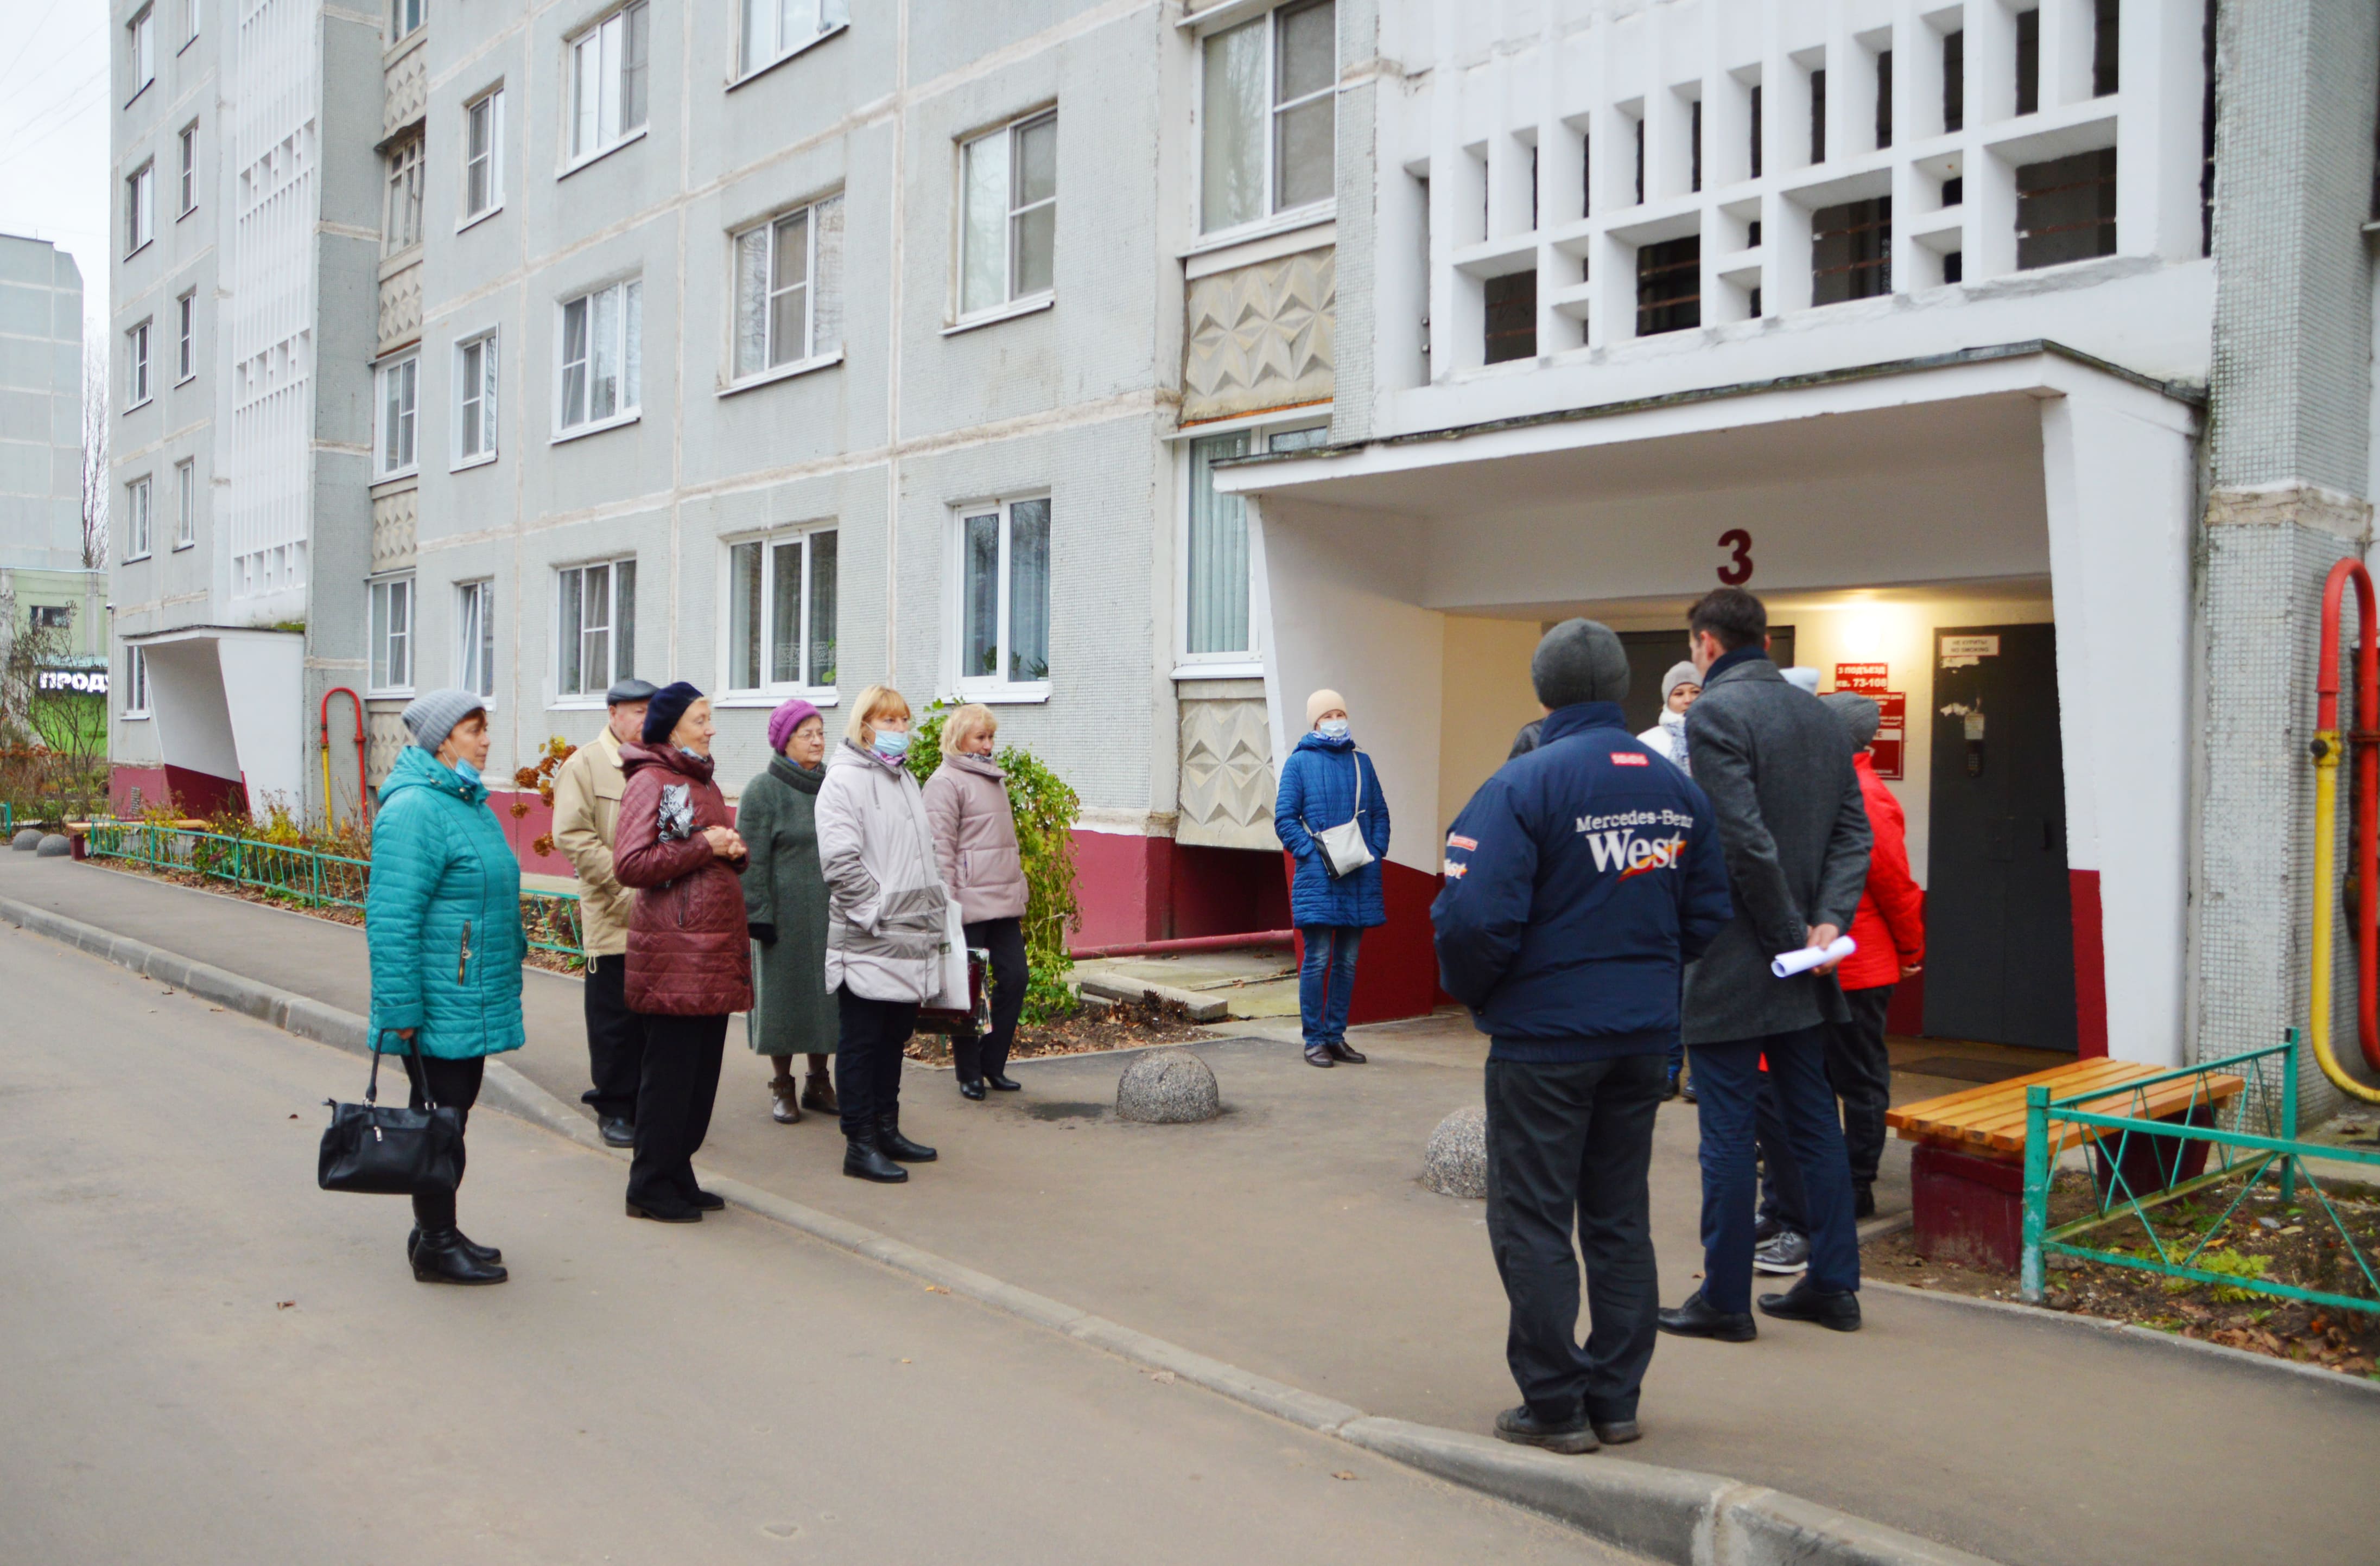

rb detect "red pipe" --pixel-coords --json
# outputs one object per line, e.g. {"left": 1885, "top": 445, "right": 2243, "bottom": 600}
{"left": 1069, "top": 930, "right": 1297, "bottom": 961}
{"left": 2316, "top": 559, "right": 2380, "bottom": 1070}
{"left": 320, "top": 687, "right": 368, "bottom": 830}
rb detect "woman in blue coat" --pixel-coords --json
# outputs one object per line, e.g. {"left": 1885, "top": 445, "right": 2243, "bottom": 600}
{"left": 365, "top": 690, "right": 528, "bottom": 1285}
{"left": 1273, "top": 688, "right": 1389, "bottom": 1068}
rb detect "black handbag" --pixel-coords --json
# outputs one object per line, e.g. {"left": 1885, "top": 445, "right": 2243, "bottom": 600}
{"left": 317, "top": 1030, "right": 465, "bottom": 1196}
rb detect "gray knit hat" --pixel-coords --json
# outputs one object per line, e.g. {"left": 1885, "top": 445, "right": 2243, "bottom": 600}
{"left": 1661, "top": 661, "right": 1700, "bottom": 702}
{"left": 1821, "top": 691, "right": 1881, "bottom": 751}
{"left": 1532, "top": 618, "right": 1630, "bottom": 708}
{"left": 403, "top": 688, "right": 486, "bottom": 752}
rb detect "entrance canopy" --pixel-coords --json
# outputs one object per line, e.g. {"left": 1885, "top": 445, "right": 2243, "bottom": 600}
{"left": 120, "top": 627, "right": 305, "bottom": 820}
{"left": 1218, "top": 343, "right": 2202, "bottom": 1065}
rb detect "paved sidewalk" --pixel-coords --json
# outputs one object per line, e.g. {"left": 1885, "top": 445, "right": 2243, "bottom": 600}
{"left": 8, "top": 852, "right": 2375, "bottom": 1566}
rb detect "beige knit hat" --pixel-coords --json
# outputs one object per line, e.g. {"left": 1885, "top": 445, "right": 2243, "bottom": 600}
{"left": 1306, "top": 688, "right": 1348, "bottom": 729}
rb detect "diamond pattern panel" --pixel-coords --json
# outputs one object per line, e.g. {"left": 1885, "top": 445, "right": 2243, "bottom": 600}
{"left": 1178, "top": 697, "right": 1279, "bottom": 850}
{"left": 378, "top": 261, "right": 422, "bottom": 353}
{"left": 371, "top": 486, "right": 416, "bottom": 572}
{"left": 1184, "top": 247, "right": 1335, "bottom": 422}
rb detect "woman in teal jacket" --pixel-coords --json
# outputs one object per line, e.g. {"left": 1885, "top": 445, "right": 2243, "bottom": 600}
{"left": 366, "top": 690, "right": 526, "bottom": 1285}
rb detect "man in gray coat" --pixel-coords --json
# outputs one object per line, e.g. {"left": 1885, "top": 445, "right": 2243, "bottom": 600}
{"left": 1657, "top": 588, "right": 1873, "bottom": 1340}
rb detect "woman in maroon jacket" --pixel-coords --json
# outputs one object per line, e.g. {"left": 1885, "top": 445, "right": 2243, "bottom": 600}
{"left": 613, "top": 681, "right": 751, "bottom": 1223}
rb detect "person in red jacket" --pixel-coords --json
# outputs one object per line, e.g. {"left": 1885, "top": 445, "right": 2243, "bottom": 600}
{"left": 1752, "top": 692, "right": 1924, "bottom": 1271}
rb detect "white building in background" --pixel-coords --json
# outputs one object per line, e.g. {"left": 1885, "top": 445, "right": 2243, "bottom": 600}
{"left": 0, "top": 235, "right": 105, "bottom": 665}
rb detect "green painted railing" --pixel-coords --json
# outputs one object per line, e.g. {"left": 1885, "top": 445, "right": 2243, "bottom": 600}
{"left": 82, "top": 821, "right": 585, "bottom": 963}
{"left": 2021, "top": 1034, "right": 2380, "bottom": 1316}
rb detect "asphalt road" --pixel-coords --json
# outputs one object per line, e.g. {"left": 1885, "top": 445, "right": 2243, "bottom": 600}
{"left": 0, "top": 925, "right": 1626, "bottom": 1566}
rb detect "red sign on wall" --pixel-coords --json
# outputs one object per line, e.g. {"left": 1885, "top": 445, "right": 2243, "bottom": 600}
{"left": 1833, "top": 664, "right": 1906, "bottom": 780}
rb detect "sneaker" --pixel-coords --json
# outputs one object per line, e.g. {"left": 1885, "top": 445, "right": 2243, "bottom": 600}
{"left": 1679, "top": 1074, "right": 1698, "bottom": 1104}
{"left": 1661, "top": 1068, "right": 1680, "bottom": 1102}
{"left": 1753, "top": 1227, "right": 1811, "bottom": 1275}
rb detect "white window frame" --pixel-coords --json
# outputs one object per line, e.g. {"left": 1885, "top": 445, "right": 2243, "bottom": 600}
{"left": 178, "top": 124, "right": 198, "bottom": 215}
{"left": 390, "top": 0, "right": 423, "bottom": 44}
{"left": 375, "top": 354, "right": 419, "bottom": 479}
{"left": 553, "top": 558, "right": 638, "bottom": 702}
{"left": 181, "top": 0, "right": 200, "bottom": 49}
{"left": 369, "top": 575, "right": 416, "bottom": 695}
{"left": 567, "top": 2, "right": 651, "bottom": 171}
{"left": 456, "top": 579, "right": 496, "bottom": 701}
{"left": 175, "top": 291, "right": 195, "bottom": 381}
{"left": 720, "top": 527, "right": 839, "bottom": 702}
{"left": 124, "top": 646, "right": 151, "bottom": 718}
{"left": 954, "top": 109, "right": 1057, "bottom": 324}
{"left": 126, "top": 163, "right": 154, "bottom": 257}
{"left": 453, "top": 330, "right": 499, "bottom": 468}
{"left": 128, "top": 8, "right": 155, "bottom": 103}
{"left": 736, "top": 0, "right": 848, "bottom": 82}
{"left": 124, "top": 476, "right": 154, "bottom": 560}
{"left": 384, "top": 134, "right": 424, "bottom": 254}
{"left": 1170, "top": 416, "right": 1322, "bottom": 675}
{"left": 173, "top": 458, "right": 195, "bottom": 549}
{"left": 554, "top": 278, "right": 642, "bottom": 439}
{"left": 950, "top": 496, "right": 1053, "bottom": 703}
{"left": 462, "top": 88, "right": 504, "bottom": 224}
{"left": 126, "top": 319, "right": 153, "bottom": 408}
{"left": 1195, "top": 0, "right": 1338, "bottom": 239}
{"left": 728, "top": 194, "right": 845, "bottom": 387}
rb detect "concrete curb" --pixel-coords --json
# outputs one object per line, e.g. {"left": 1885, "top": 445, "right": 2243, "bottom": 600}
{"left": 4, "top": 889, "right": 2001, "bottom": 1566}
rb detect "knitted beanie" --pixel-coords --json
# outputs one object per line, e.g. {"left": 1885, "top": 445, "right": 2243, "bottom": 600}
{"left": 768, "top": 697, "right": 822, "bottom": 755}
{"left": 402, "top": 689, "right": 486, "bottom": 753}
{"left": 1821, "top": 691, "right": 1882, "bottom": 751}
{"left": 1306, "top": 689, "right": 1348, "bottom": 729}
{"left": 1531, "top": 619, "right": 1630, "bottom": 708}
{"left": 640, "top": 680, "right": 705, "bottom": 744}
{"left": 1661, "top": 661, "right": 1700, "bottom": 702}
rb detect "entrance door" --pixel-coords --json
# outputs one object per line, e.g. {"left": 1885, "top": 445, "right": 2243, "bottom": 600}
{"left": 1924, "top": 623, "right": 2076, "bottom": 1050}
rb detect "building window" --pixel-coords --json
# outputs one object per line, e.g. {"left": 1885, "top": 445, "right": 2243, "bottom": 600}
{"left": 959, "top": 110, "right": 1056, "bottom": 317}
{"left": 1748, "top": 84, "right": 1761, "bottom": 179}
{"left": 129, "top": 7, "right": 155, "bottom": 100}
{"left": 1808, "top": 67, "right": 1826, "bottom": 163}
{"left": 175, "top": 292, "right": 195, "bottom": 381}
{"left": 557, "top": 279, "right": 642, "bottom": 434}
{"left": 455, "top": 333, "right": 498, "bottom": 463}
{"left": 569, "top": 2, "right": 650, "bottom": 165}
{"left": 726, "top": 529, "right": 839, "bottom": 693}
{"left": 2016, "top": 9, "right": 2040, "bottom": 116}
{"left": 957, "top": 498, "right": 1051, "bottom": 692}
{"left": 464, "top": 90, "right": 503, "bottom": 219}
{"left": 376, "top": 355, "right": 418, "bottom": 478}
{"left": 1187, "top": 436, "right": 1253, "bottom": 657}
{"left": 1483, "top": 270, "right": 1536, "bottom": 364}
{"left": 174, "top": 459, "right": 195, "bottom": 547}
{"left": 183, "top": 0, "right": 200, "bottom": 47}
{"left": 125, "top": 646, "right": 151, "bottom": 717}
{"left": 457, "top": 580, "right": 495, "bottom": 699}
{"left": 740, "top": 0, "right": 847, "bottom": 77}
{"left": 1199, "top": 0, "right": 1335, "bottom": 234}
{"left": 125, "top": 476, "right": 154, "bottom": 558}
{"left": 385, "top": 135, "right": 423, "bottom": 253}
{"left": 30, "top": 604, "right": 72, "bottom": 631}
{"left": 391, "top": 0, "right": 423, "bottom": 43}
{"left": 1636, "top": 236, "right": 1700, "bottom": 336}
{"left": 126, "top": 163, "right": 154, "bottom": 256}
{"left": 1943, "top": 30, "right": 1964, "bottom": 132}
{"left": 556, "top": 559, "right": 637, "bottom": 697}
{"left": 1874, "top": 49, "right": 1892, "bottom": 150}
{"left": 179, "top": 124, "right": 199, "bottom": 214}
{"left": 733, "top": 195, "right": 845, "bottom": 379}
{"left": 126, "top": 320, "right": 153, "bottom": 406}
{"left": 2017, "top": 149, "right": 2117, "bottom": 270}
{"left": 1812, "top": 196, "right": 1892, "bottom": 304}
{"left": 369, "top": 576, "right": 415, "bottom": 694}
{"left": 2092, "top": 0, "right": 2119, "bottom": 97}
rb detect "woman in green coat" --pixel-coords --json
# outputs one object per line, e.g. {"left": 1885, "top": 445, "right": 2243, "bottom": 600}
{"left": 365, "top": 690, "right": 526, "bottom": 1287}
{"left": 742, "top": 698, "right": 839, "bottom": 1124}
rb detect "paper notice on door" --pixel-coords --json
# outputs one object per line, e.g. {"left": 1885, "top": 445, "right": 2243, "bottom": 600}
{"left": 1939, "top": 634, "right": 2001, "bottom": 669}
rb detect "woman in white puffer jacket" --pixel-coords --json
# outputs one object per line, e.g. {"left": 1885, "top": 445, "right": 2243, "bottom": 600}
{"left": 1636, "top": 661, "right": 1703, "bottom": 773}
{"left": 815, "top": 684, "right": 952, "bottom": 1185}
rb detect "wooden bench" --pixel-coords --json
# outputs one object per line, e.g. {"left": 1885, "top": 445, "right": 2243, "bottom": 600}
{"left": 1885, "top": 1059, "right": 2245, "bottom": 1271}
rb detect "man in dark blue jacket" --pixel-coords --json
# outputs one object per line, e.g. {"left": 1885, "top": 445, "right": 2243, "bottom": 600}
{"left": 1434, "top": 620, "right": 1733, "bottom": 1455}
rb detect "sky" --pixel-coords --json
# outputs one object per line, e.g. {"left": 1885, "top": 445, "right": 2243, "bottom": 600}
{"left": 0, "top": 0, "right": 115, "bottom": 340}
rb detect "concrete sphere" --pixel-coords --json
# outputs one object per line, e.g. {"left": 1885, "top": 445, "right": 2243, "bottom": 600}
{"left": 10, "top": 828, "right": 41, "bottom": 851}
{"left": 1115, "top": 1048, "right": 1221, "bottom": 1124}
{"left": 1423, "top": 1105, "right": 1489, "bottom": 1199}
{"left": 35, "top": 833, "right": 73, "bottom": 858}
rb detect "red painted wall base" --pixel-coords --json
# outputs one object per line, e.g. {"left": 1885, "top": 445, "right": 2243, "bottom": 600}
{"left": 109, "top": 763, "right": 244, "bottom": 819}
{"left": 2070, "top": 869, "right": 2109, "bottom": 1058}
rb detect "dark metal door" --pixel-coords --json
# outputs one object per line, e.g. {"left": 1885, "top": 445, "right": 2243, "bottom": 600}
{"left": 1923, "top": 623, "right": 2077, "bottom": 1050}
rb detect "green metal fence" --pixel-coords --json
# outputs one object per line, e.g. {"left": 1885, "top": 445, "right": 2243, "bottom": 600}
{"left": 82, "top": 821, "right": 584, "bottom": 963}
{"left": 2021, "top": 1033, "right": 2380, "bottom": 1315}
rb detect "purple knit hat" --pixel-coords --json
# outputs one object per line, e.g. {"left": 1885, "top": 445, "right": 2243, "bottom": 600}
{"left": 767, "top": 697, "right": 823, "bottom": 756}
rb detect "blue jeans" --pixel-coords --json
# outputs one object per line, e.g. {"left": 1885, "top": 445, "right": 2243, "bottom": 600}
{"left": 1298, "top": 925, "right": 1363, "bottom": 1049}
{"left": 1689, "top": 1026, "right": 1861, "bottom": 1313}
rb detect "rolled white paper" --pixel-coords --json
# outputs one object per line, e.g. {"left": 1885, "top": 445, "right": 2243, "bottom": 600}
{"left": 1771, "top": 935, "right": 1856, "bottom": 978}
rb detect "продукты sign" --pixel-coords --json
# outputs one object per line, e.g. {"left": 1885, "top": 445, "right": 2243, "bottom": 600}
{"left": 36, "top": 669, "right": 110, "bottom": 695}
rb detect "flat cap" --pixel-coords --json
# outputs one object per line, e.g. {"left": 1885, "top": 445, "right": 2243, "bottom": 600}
{"left": 606, "top": 677, "right": 660, "bottom": 705}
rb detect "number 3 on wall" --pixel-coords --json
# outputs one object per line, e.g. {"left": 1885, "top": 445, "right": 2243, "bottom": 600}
{"left": 1716, "top": 529, "right": 1754, "bottom": 585}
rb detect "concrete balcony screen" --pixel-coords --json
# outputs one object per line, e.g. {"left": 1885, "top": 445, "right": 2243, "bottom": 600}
{"left": 1198, "top": 0, "right": 1334, "bottom": 235}
{"left": 726, "top": 529, "right": 837, "bottom": 695}
{"left": 960, "top": 111, "right": 1055, "bottom": 317}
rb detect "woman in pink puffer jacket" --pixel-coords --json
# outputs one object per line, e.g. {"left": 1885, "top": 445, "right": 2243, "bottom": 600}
{"left": 922, "top": 704, "right": 1030, "bottom": 1100}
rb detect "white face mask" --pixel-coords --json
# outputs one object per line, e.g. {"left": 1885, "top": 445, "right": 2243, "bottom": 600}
{"left": 1318, "top": 718, "right": 1350, "bottom": 740}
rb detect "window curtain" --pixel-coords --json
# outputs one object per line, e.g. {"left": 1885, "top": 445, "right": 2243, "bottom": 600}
{"left": 770, "top": 540, "right": 802, "bottom": 684}
{"left": 961, "top": 135, "right": 1008, "bottom": 313}
{"left": 734, "top": 228, "right": 770, "bottom": 377}
{"left": 1007, "top": 499, "right": 1050, "bottom": 682}
{"left": 1201, "top": 20, "right": 1265, "bottom": 232}
{"left": 729, "top": 543, "right": 763, "bottom": 689}
{"left": 1187, "top": 434, "right": 1249, "bottom": 654}
{"left": 813, "top": 194, "right": 845, "bottom": 355}
{"left": 807, "top": 529, "right": 837, "bottom": 685}
{"left": 963, "top": 513, "right": 1001, "bottom": 676}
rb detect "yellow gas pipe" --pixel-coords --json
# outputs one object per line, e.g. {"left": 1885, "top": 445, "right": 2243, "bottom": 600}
{"left": 2308, "top": 559, "right": 2380, "bottom": 1103}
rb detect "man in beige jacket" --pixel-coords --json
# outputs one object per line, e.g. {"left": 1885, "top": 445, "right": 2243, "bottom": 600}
{"left": 553, "top": 676, "right": 658, "bottom": 1147}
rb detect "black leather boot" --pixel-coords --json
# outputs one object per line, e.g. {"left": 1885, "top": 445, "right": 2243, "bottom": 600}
{"left": 957, "top": 1076, "right": 987, "bottom": 1100}
{"left": 409, "top": 1226, "right": 502, "bottom": 1265}
{"left": 877, "top": 1113, "right": 938, "bottom": 1162}
{"left": 982, "top": 1069, "right": 1021, "bottom": 1092}
{"left": 1656, "top": 1289, "right": 1756, "bottom": 1341}
{"left": 411, "top": 1227, "right": 507, "bottom": 1284}
{"left": 843, "top": 1135, "right": 909, "bottom": 1182}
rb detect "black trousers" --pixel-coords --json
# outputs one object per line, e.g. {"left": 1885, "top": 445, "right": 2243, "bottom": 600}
{"left": 581, "top": 953, "right": 648, "bottom": 1123}
{"left": 1760, "top": 985, "right": 1896, "bottom": 1229}
{"left": 1483, "top": 1052, "right": 1665, "bottom": 1426}
{"left": 952, "top": 916, "right": 1028, "bottom": 1084}
{"left": 399, "top": 1052, "right": 485, "bottom": 1232}
{"left": 627, "top": 1013, "right": 728, "bottom": 1211}
{"left": 836, "top": 989, "right": 917, "bottom": 1140}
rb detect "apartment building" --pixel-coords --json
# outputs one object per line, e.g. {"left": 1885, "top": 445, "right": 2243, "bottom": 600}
{"left": 0, "top": 235, "right": 105, "bottom": 667}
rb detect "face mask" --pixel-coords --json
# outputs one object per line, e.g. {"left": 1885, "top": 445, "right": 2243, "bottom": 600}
{"left": 872, "top": 729, "right": 912, "bottom": 759}
{"left": 451, "top": 757, "right": 481, "bottom": 786}
{"left": 1318, "top": 718, "right": 1350, "bottom": 741}
{"left": 676, "top": 745, "right": 705, "bottom": 760}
